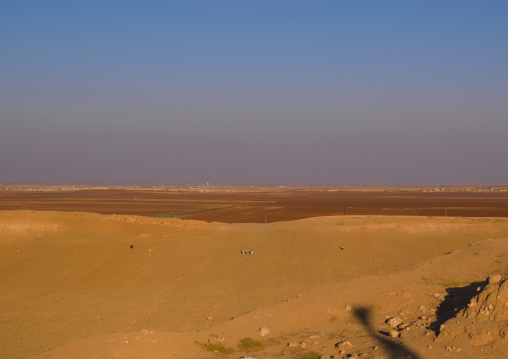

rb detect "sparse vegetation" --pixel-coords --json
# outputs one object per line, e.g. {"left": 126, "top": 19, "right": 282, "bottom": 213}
{"left": 295, "top": 351, "right": 323, "bottom": 359}
{"left": 151, "top": 213, "right": 182, "bottom": 218}
{"left": 237, "top": 337, "right": 264, "bottom": 351}
{"left": 468, "top": 217, "right": 505, "bottom": 223}
{"left": 196, "top": 341, "right": 234, "bottom": 354}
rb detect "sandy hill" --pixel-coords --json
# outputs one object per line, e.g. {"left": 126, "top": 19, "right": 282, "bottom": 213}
{"left": 1, "top": 211, "right": 507, "bottom": 358}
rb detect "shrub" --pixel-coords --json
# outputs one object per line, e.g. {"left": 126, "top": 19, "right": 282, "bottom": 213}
{"left": 237, "top": 337, "right": 264, "bottom": 351}
{"left": 295, "top": 352, "right": 323, "bottom": 359}
{"left": 196, "top": 341, "right": 234, "bottom": 354}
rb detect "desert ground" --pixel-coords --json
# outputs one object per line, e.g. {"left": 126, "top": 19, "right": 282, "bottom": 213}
{"left": 1, "top": 186, "right": 508, "bottom": 358}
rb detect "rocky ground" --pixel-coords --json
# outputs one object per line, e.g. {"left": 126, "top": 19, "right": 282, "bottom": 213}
{"left": 1, "top": 210, "right": 508, "bottom": 358}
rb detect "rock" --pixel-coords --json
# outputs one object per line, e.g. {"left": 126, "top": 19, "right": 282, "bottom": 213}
{"left": 469, "top": 331, "right": 495, "bottom": 346}
{"left": 320, "top": 356, "right": 331, "bottom": 359}
{"left": 390, "top": 330, "right": 400, "bottom": 338}
{"left": 439, "top": 275, "right": 508, "bottom": 348}
{"left": 488, "top": 274, "right": 502, "bottom": 285}
{"left": 418, "top": 305, "right": 427, "bottom": 312}
{"left": 335, "top": 340, "right": 353, "bottom": 350}
{"left": 258, "top": 327, "right": 269, "bottom": 336}
{"left": 386, "top": 317, "right": 402, "bottom": 327}
{"left": 345, "top": 304, "right": 352, "bottom": 311}
{"left": 288, "top": 342, "right": 300, "bottom": 347}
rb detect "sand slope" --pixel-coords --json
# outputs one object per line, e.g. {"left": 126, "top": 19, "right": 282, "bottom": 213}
{"left": 1, "top": 211, "right": 508, "bottom": 358}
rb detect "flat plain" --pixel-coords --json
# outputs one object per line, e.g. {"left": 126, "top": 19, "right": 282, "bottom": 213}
{"left": 1, "top": 185, "right": 508, "bottom": 221}
{"left": 1, "top": 185, "right": 508, "bottom": 358}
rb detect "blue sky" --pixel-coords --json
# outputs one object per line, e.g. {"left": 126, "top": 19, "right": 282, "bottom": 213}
{"left": 1, "top": 1, "right": 507, "bottom": 185}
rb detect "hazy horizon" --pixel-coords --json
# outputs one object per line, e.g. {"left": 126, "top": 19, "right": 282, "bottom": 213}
{"left": 2, "top": 1, "right": 507, "bottom": 186}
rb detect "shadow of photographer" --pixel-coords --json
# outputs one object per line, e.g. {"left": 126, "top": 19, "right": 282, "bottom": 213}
{"left": 353, "top": 307, "right": 422, "bottom": 359}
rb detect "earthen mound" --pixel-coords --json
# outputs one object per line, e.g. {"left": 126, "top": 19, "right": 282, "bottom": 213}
{"left": 439, "top": 275, "right": 508, "bottom": 347}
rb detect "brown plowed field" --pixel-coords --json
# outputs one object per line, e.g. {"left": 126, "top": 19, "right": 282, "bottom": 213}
{"left": 1, "top": 187, "right": 507, "bottom": 222}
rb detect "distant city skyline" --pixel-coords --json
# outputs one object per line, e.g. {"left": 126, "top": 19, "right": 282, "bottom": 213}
{"left": 1, "top": 1, "right": 507, "bottom": 186}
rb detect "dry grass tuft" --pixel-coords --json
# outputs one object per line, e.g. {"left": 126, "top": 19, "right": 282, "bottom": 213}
{"left": 196, "top": 341, "right": 235, "bottom": 354}
{"left": 237, "top": 337, "right": 264, "bottom": 351}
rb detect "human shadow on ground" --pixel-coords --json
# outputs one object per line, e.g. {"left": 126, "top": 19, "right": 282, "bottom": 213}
{"left": 429, "top": 280, "right": 486, "bottom": 335}
{"left": 353, "top": 307, "right": 422, "bottom": 359}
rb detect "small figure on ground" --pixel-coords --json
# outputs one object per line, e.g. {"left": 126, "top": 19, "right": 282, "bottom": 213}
{"left": 241, "top": 248, "right": 246, "bottom": 255}
{"left": 249, "top": 247, "right": 254, "bottom": 255}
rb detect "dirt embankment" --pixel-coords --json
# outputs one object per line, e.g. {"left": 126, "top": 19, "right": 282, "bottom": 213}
{"left": 1, "top": 210, "right": 508, "bottom": 358}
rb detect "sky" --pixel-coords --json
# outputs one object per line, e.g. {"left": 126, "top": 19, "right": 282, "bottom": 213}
{"left": 1, "top": 1, "right": 507, "bottom": 186}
